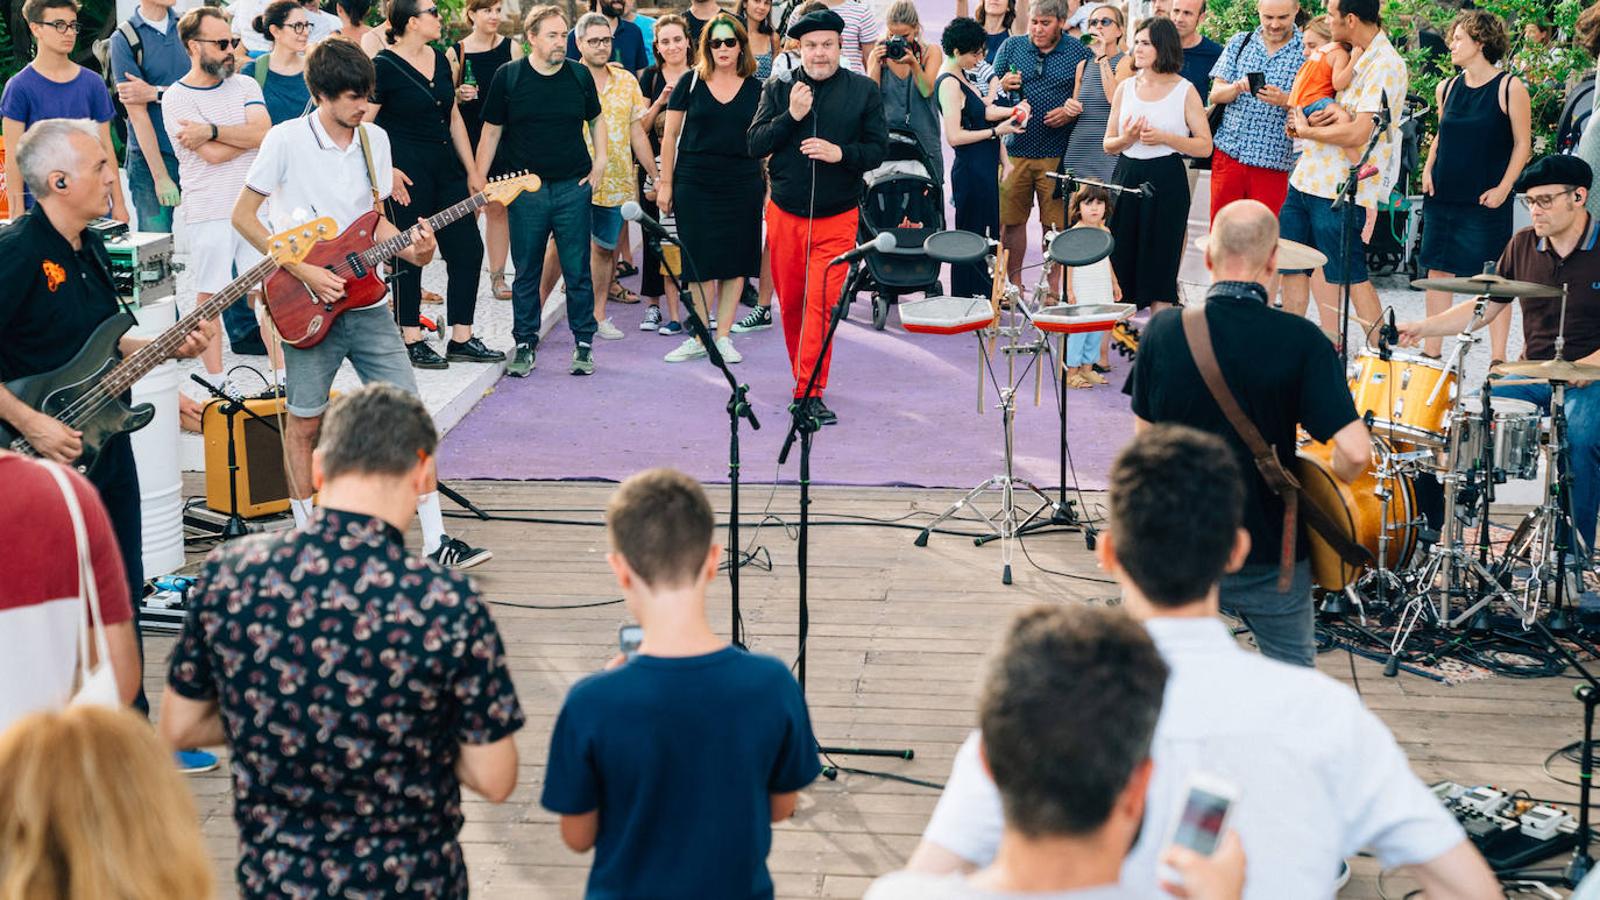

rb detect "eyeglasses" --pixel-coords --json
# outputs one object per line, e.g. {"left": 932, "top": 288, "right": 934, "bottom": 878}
{"left": 709, "top": 36, "right": 740, "bottom": 49}
{"left": 417, "top": 6, "right": 440, "bottom": 16}
{"left": 283, "top": 21, "right": 312, "bottom": 32}
{"left": 1087, "top": 17, "right": 1116, "bottom": 27}
{"left": 1521, "top": 189, "right": 1577, "bottom": 210}
{"left": 198, "top": 37, "right": 242, "bottom": 50}
{"left": 584, "top": 35, "right": 613, "bottom": 46}
{"left": 32, "top": 18, "right": 82, "bottom": 33}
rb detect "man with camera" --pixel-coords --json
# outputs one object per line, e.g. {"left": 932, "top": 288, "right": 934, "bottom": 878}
{"left": 1206, "top": 0, "right": 1302, "bottom": 220}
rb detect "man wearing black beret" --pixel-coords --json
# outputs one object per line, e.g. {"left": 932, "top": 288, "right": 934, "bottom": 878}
{"left": 749, "top": 7, "right": 888, "bottom": 426}
{"left": 1401, "top": 154, "right": 1600, "bottom": 555}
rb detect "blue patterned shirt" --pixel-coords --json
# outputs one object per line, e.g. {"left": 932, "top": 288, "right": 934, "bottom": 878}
{"left": 1210, "top": 28, "right": 1304, "bottom": 172}
{"left": 993, "top": 33, "right": 1093, "bottom": 159}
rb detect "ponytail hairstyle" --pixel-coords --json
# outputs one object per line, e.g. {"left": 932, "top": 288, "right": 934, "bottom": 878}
{"left": 385, "top": 0, "right": 425, "bottom": 42}
{"left": 254, "top": 0, "right": 300, "bottom": 39}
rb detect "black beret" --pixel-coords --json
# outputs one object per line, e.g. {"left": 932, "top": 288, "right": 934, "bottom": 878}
{"left": 1516, "top": 155, "right": 1594, "bottom": 193}
{"left": 788, "top": 8, "right": 846, "bottom": 38}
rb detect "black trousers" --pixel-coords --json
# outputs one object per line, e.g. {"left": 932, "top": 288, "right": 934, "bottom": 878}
{"left": 387, "top": 142, "right": 484, "bottom": 331}
{"left": 90, "top": 434, "right": 148, "bottom": 715}
{"left": 637, "top": 169, "right": 666, "bottom": 299}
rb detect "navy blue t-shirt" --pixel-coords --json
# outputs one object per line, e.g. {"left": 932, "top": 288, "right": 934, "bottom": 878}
{"left": 542, "top": 646, "right": 821, "bottom": 899}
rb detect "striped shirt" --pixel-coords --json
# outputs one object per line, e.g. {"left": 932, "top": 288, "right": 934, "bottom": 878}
{"left": 832, "top": 0, "right": 881, "bottom": 75}
{"left": 163, "top": 74, "right": 266, "bottom": 223}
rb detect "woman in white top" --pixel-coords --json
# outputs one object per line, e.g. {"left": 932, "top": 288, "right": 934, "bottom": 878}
{"left": 1102, "top": 17, "right": 1211, "bottom": 314}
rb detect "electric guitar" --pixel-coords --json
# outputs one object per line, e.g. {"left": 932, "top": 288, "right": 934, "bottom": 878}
{"left": 262, "top": 172, "right": 542, "bottom": 348}
{"left": 0, "top": 218, "right": 336, "bottom": 475}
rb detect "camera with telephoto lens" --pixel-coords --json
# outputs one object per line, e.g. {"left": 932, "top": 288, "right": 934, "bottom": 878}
{"left": 884, "top": 35, "right": 909, "bottom": 60}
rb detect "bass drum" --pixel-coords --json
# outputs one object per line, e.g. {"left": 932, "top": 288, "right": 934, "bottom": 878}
{"left": 1297, "top": 436, "right": 1420, "bottom": 591}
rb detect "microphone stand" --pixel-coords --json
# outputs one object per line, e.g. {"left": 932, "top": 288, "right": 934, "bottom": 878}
{"left": 779, "top": 258, "right": 915, "bottom": 776}
{"left": 642, "top": 227, "right": 759, "bottom": 647}
{"left": 1329, "top": 107, "right": 1387, "bottom": 367}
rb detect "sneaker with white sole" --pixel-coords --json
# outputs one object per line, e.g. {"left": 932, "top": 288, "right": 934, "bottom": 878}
{"left": 732, "top": 305, "right": 773, "bottom": 333}
{"left": 664, "top": 336, "right": 707, "bottom": 363}
{"left": 641, "top": 305, "right": 662, "bottom": 331}
{"left": 176, "top": 749, "right": 220, "bottom": 774}
{"left": 596, "top": 317, "right": 625, "bottom": 340}
{"left": 659, "top": 320, "right": 683, "bottom": 336}
{"left": 429, "top": 534, "right": 493, "bottom": 569}
{"left": 714, "top": 335, "right": 743, "bottom": 364}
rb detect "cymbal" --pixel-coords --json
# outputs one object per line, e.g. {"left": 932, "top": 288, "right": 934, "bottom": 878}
{"left": 1194, "top": 236, "right": 1327, "bottom": 272}
{"left": 1410, "top": 272, "right": 1563, "bottom": 299}
{"left": 1492, "top": 359, "right": 1600, "bottom": 382}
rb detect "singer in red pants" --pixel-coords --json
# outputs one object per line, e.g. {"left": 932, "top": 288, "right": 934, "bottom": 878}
{"left": 747, "top": 8, "right": 887, "bottom": 424}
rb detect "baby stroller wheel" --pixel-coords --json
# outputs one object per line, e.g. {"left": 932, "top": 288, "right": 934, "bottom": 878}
{"left": 872, "top": 292, "right": 891, "bottom": 331}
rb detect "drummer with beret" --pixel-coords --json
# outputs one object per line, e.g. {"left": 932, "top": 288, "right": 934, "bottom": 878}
{"left": 1400, "top": 154, "right": 1600, "bottom": 553}
{"left": 748, "top": 7, "right": 888, "bottom": 426}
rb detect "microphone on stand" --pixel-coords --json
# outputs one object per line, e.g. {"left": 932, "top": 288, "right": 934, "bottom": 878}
{"left": 621, "top": 200, "right": 672, "bottom": 244}
{"left": 830, "top": 232, "right": 896, "bottom": 267}
{"left": 1378, "top": 307, "right": 1399, "bottom": 361}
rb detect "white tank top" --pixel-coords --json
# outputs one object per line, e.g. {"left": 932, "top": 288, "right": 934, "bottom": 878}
{"left": 1117, "top": 76, "right": 1191, "bottom": 160}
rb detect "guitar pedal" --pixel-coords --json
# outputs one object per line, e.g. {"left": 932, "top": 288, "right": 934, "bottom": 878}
{"left": 1520, "top": 805, "right": 1575, "bottom": 841}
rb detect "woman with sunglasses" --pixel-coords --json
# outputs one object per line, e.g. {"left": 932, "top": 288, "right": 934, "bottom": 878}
{"left": 657, "top": 15, "right": 764, "bottom": 364}
{"left": 371, "top": 0, "right": 500, "bottom": 369}
{"left": 1060, "top": 4, "right": 1131, "bottom": 184}
{"left": 448, "top": 0, "right": 522, "bottom": 301}
{"left": 240, "top": 0, "right": 312, "bottom": 125}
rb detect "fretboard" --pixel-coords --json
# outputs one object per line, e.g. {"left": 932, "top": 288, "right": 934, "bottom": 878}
{"left": 358, "top": 193, "right": 491, "bottom": 269}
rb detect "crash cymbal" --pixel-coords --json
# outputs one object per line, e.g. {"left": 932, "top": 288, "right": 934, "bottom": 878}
{"left": 1410, "top": 272, "right": 1564, "bottom": 299}
{"left": 1194, "top": 236, "right": 1327, "bottom": 272}
{"left": 1492, "top": 359, "right": 1600, "bottom": 382}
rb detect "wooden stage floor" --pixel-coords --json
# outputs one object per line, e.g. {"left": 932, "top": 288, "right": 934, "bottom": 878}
{"left": 155, "top": 481, "right": 1586, "bottom": 899}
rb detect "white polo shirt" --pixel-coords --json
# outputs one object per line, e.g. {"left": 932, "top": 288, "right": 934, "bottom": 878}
{"left": 922, "top": 617, "right": 1466, "bottom": 900}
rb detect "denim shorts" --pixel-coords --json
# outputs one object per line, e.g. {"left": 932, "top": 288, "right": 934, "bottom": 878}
{"left": 591, "top": 204, "right": 624, "bottom": 251}
{"left": 281, "top": 304, "right": 418, "bottom": 418}
{"left": 1278, "top": 186, "right": 1368, "bottom": 285}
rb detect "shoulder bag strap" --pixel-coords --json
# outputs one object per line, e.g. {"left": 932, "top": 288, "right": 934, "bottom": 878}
{"left": 355, "top": 123, "right": 383, "bottom": 213}
{"left": 41, "top": 462, "right": 113, "bottom": 694}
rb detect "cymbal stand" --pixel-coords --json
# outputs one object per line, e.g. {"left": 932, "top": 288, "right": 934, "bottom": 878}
{"left": 914, "top": 250, "right": 1057, "bottom": 585}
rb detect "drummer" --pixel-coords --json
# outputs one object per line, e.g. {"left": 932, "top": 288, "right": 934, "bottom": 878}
{"left": 1128, "top": 199, "right": 1371, "bottom": 667}
{"left": 1400, "top": 155, "right": 1600, "bottom": 554}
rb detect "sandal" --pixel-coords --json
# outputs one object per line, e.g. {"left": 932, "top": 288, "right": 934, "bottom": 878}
{"left": 1066, "top": 371, "right": 1093, "bottom": 389}
{"left": 616, "top": 260, "right": 638, "bottom": 278}
{"left": 609, "top": 281, "right": 641, "bottom": 304}
{"left": 490, "top": 270, "right": 512, "bottom": 300}
{"left": 422, "top": 289, "right": 444, "bottom": 306}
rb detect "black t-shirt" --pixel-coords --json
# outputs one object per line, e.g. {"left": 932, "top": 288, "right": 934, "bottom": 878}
{"left": 481, "top": 59, "right": 602, "bottom": 182}
{"left": 667, "top": 71, "right": 762, "bottom": 179}
{"left": 373, "top": 48, "right": 456, "bottom": 150}
{"left": 1128, "top": 283, "right": 1359, "bottom": 567}
{"left": 0, "top": 209, "right": 120, "bottom": 382}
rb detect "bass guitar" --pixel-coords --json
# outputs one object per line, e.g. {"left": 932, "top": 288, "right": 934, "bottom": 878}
{"left": 0, "top": 218, "right": 336, "bottom": 475}
{"left": 262, "top": 172, "right": 542, "bottom": 348}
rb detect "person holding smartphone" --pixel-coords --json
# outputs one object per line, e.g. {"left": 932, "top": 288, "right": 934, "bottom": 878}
{"left": 1205, "top": 0, "right": 1303, "bottom": 222}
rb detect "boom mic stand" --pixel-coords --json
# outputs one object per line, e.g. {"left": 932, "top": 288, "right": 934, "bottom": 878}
{"left": 1328, "top": 100, "right": 1389, "bottom": 367}
{"left": 189, "top": 374, "right": 280, "bottom": 540}
{"left": 779, "top": 258, "right": 914, "bottom": 775}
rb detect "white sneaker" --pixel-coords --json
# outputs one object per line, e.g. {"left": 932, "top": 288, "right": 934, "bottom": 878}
{"left": 596, "top": 317, "right": 625, "bottom": 341}
{"left": 664, "top": 336, "right": 708, "bottom": 363}
{"left": 714, "top": 335, "right": 742, "bottom": 364}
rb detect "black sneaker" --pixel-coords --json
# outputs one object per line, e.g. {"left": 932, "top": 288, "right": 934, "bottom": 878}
{"left": 732, "top": 305, "right": 772, "bottom": 333}
{"left": 429, "top": 534, "right": 493, "bottom": 569}
{"left": 571, "top": 343, "right": 595, "bottom": 376}
{"left": 808, "top": 397, "right": 838, "bottom": 426}
{"left": 446, "top": 336, "right": 506, "bottom": 363}
{"left": 408, "top": 340, "right": 449, "bottom": 370}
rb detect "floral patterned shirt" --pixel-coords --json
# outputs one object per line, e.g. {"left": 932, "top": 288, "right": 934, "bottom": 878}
{"left": 168, "top": 509, "right": 524, "bottom": 900}
{"left": 1288, "top": 31, "right": 1408, "bottom": 209}
{"left": 586, "top": 63, "right": 648, "bottom": 209}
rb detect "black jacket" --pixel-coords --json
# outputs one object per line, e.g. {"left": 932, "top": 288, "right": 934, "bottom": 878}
{"left": 748, "top": 66, "right": 889, "bottom": 218}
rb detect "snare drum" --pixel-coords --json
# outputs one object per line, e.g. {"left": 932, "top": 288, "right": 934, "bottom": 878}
{"left": 1453, "top": 397, "right": 1544, "bottom": 481}
{"left": 1349, "top": 349, "right": 1458, "bottom": 448}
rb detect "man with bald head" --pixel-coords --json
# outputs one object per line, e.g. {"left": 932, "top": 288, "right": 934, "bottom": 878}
{"left": 1207, "top": 0, "right": 1302, "bottom": 220}
{"left": 1127, "top": 200, "right": 1370, "bottom": 667}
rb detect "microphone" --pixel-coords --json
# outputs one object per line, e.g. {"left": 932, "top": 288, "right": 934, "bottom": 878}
{"left": 621, "top": 200, "right": 671, "bottom": 243}
{"left": 830, "top": 231, "right": 896, "bottom": 266}
{"left": 1380, "top": 307, "right": 1399, "bottom": 348}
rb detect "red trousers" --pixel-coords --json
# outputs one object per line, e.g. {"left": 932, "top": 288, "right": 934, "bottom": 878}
{"left": 1209, "top": 149, "right": 1290, "bottom": 223}
{"left": 767, "top": 201, "right": 860, "bottom": 399}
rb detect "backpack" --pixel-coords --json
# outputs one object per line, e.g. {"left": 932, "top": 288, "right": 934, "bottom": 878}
{"left": 91, "top": 20, "right": 142, "bottom": 160}
{"left": 1558, "top": 71, "right": 1596, "bottom": 155}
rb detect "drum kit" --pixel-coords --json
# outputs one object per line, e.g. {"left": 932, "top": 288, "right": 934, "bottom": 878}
{"left": 1312, "top": 272, "right": 1599, "bottom": 662}
{"left": 901, "top": 226, "right": 1133, "bottom": 584}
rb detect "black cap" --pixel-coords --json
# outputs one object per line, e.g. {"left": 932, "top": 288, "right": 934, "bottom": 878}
{"left": 788, "top": 8, "right": 846, "bottom": 39}
{"left": 1516, "top": 155, "right": 1594, "bottom": 194}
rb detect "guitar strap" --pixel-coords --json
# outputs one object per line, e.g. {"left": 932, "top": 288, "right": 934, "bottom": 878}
{"left": 355, "top": 123, "right": 384, "bottom": 215}
{"left": 1180, "top": 305, "right": 1373, "bottom": 591}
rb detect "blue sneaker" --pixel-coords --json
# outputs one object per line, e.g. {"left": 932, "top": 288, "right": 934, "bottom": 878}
{"left": 659, "top": 320, "right": 683, "bottom": 336}
{"left": 176, "top": 749, "right": 219, "bottom": 774}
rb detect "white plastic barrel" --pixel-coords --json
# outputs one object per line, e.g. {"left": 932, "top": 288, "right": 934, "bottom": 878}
{"left": 128, "top": 300, "right": 185, "bottom": 578}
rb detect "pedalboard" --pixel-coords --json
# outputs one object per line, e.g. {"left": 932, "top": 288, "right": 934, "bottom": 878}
{"left": 1432, "top": 781, "right": 1579, "bottom": 872}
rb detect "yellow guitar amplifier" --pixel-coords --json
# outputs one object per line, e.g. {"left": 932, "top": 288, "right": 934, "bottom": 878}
{"left": 202, "top": 393, "right": 332, "bottom": 517}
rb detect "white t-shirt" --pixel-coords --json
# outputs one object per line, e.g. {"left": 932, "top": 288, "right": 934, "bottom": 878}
{"left": 831, "top": 0, "right": 881, "bottom": 75}
{"left": 162, "top": 74, "right": 266, "bottom": 223}
{"left": 921, "top": 618, "right": 1467, "bottom": 900}
{"left": 866, "top": 873, "right": 1136, "bottom": 900}
{"left": 228, "top": 0, "right": 271, "bottom": 54}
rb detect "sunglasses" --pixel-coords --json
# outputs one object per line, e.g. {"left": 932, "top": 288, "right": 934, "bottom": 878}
{"left": 709, "top": 36, "right": 739, "bottom": 49}
{"left": 1087, "top": 16, "right": 1117, "bottom": 27}
{"left": 198, "top": 37, "right": 242, "bottom": 50}
{"left": 33, "top": 18, "right": 82, "bottom": 33}
{"left": 417, "top": 6, "right": 440, "bottom": 15}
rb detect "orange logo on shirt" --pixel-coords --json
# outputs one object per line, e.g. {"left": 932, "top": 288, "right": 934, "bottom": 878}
{"left": 41, "top": 260, "right": 66, "bottom": 292}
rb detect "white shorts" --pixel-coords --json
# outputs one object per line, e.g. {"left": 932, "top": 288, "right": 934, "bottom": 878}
{"left": 188, "top": 218, "right": 263, "bottom": 296}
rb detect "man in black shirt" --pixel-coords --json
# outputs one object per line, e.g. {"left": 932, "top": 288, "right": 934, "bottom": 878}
{"left": 1128, "top": 199, "right": 1370, "bottom": 666}
{"left": 477, "top": 4, "right": 608, "bottom": 378}
{"left": 749, "top": 7, "right": 887, "bottom": 424}
{"left": 0, "top": 118, "right": 211, "bottom": 712}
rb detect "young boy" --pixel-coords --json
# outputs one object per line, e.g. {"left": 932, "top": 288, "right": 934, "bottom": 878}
{"left": 542, "top": 468, "right": 821, "bottom": 899}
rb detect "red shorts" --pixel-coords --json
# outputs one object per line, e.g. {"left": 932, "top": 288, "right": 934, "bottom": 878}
{"left": 1209, "top": 149, "right": 1290, "bottom": 222}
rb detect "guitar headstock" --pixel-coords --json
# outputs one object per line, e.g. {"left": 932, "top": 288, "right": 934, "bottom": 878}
{"left": 482, "top": 171, "right": 543, "bottom": 206}
{"left": 266, "top": 217, "right": 338, "bottom": 266}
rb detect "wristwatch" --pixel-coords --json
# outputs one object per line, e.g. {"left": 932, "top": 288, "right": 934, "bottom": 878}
{"left": 154, "top": 85, "right": 166, "bottom": 103}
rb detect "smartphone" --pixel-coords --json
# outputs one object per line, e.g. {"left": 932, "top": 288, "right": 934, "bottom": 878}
{"left": 1245, "top": 71, "right": 1266, "bottom": 94}
{"left": 618, "top": 624, "right": 643, "bottom": 661}
{"left": 1158, "top": 773, "right": 1239, "bottom": 886}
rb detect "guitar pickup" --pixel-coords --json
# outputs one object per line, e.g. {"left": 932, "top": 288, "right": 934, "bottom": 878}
{"left": 344, "top": 254, "right": 367, "bottom": 280}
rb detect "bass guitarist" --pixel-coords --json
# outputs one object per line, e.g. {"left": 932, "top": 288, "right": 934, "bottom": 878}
{"left": 1125, "top": 199, "right": 1371, "bottom": 667}
{"left": 231, "top": 36, "right": 491, "bottom": 570}
{"left": 0, "top": 118, "right": 213, "bottom": 715}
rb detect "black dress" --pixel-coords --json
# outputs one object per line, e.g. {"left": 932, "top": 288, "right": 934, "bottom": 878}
{"left": 937, "top": 72, "right": 1000, "bottom": 299}
{"left": 668, "top": 71, "right": 763, "bottom": 282}
{"left": 455, "top": 37, "right": 514, "bottom": 153}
